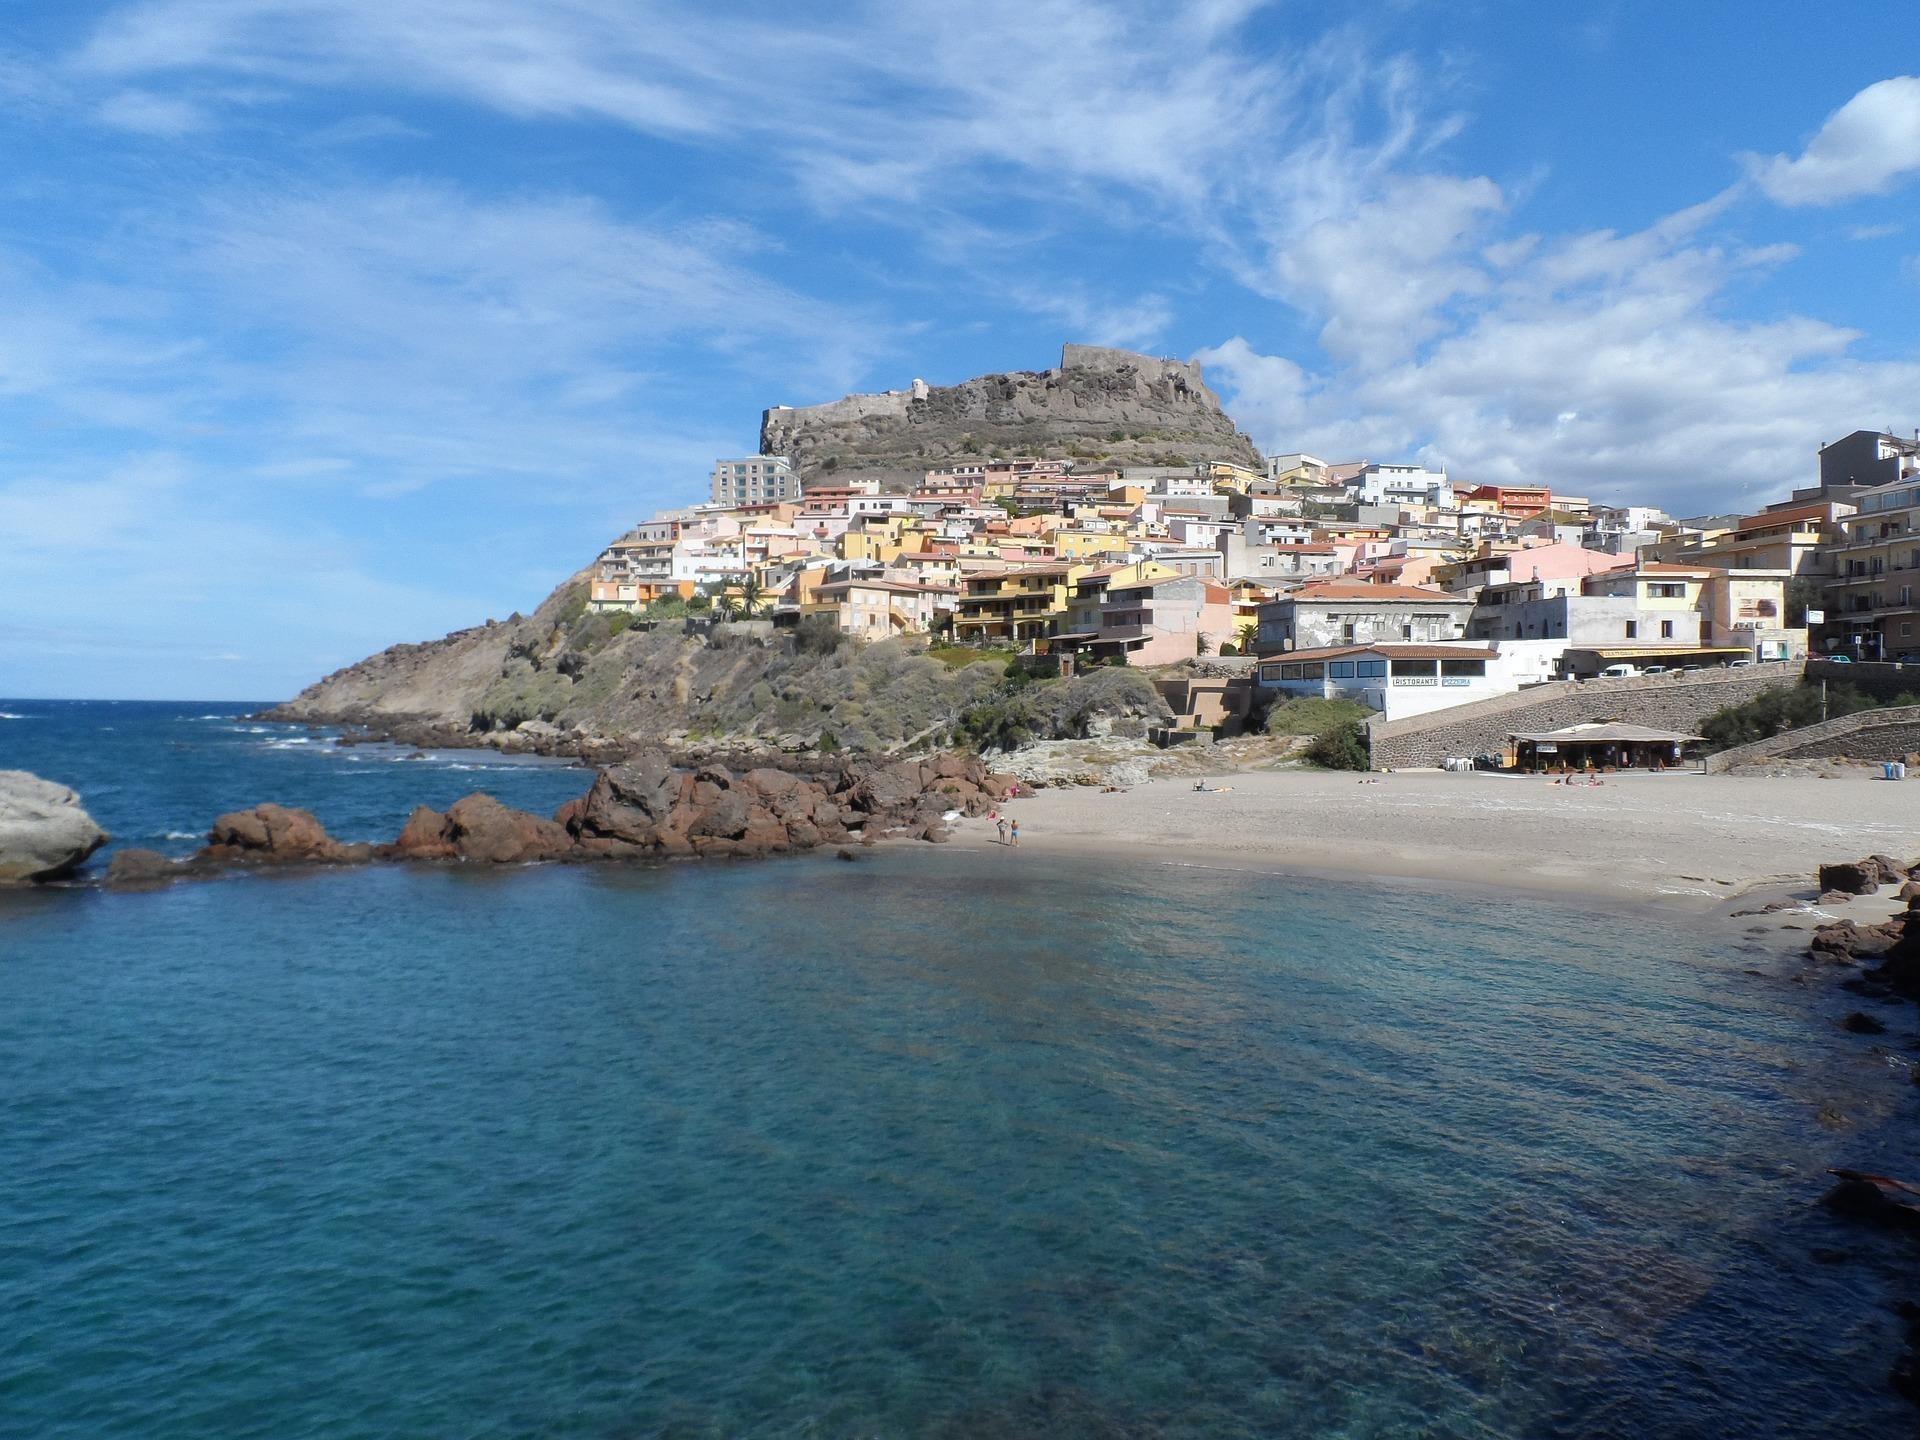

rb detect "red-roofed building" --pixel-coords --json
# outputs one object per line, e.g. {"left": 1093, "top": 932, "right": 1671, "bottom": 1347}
{"left": 1458, "top": 483, "right": 1552, "bottom": 519}
{"left": 1254, "top": 580, "right": 1473, "bottom": 654}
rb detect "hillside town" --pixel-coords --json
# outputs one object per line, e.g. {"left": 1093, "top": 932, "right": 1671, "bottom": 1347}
{"left": 587, "top": 423, "right": 1920, "bottom": 735}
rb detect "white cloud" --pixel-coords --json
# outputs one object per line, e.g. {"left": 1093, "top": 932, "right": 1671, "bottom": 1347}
{"left": 1748, "top": 75, "right": 1920, "bottom": 206}
{"left": 1199, "top": 206, "right": 1920, "bottom": 515}
{"left": 67, "top": 1, "right": 1424, "bottom": 239}
{"left": 1274, "top": 174, "right": 1505, "bottom": 360}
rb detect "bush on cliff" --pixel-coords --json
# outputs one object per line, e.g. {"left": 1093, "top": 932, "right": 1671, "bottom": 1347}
{"left": 1698, "top": 682, "right": 1901, "bottom": 752}
{"left": 1304, "top": 720, "right": 1370, "bottom": 770}
{"left": 1263, "top": 697, "right": 1370, "bottom": 738}
{"left": 953, "top": 666, "right": 1169, "bottom": 753}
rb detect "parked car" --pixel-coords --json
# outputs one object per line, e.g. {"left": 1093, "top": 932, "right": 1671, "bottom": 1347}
{"left": 1641, "top": 664, "right": 1669, "bottom": 675}
{"left": 1728, "top": 658, "right": 1754, "bottom": 668}
{"left": 1827, "top": 654, "right": 1854, "bottom": 664}
{"left": 1678, "top": 663, "right": 1703, "bottom": 672}
{"left": 1598, "top": 663, "right": 1639, "bottom": 679}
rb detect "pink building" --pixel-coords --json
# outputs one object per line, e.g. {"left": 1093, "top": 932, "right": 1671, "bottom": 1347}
{"left": 1078, "top": 573, "right": 1236, "bottom": 665}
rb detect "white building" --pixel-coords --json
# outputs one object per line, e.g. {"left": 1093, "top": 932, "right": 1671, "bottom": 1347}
{"left": 710, "top": 455, "right": 798, "bottom": 505}
{"left": 1255, "top": 642, "right": 1515, "bottom": 721}
{"left": 1351, "top": 463, "right": 1454, "bottom": 511}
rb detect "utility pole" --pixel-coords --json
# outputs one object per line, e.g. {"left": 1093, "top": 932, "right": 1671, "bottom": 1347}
{"left": 1822, "top": 678, "right": 1828, "bottom": 723}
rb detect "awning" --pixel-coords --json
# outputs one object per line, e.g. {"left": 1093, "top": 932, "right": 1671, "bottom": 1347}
{"left": 1511, "top": 724, "right": 1702, "bottom": 744}
{"left": 1576, "top": 646, "right": 1750, "bottom": 660}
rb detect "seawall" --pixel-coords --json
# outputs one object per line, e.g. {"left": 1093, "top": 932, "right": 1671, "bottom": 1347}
{"left": 1367, "top": 662, "right": 1806, "bottom": 769}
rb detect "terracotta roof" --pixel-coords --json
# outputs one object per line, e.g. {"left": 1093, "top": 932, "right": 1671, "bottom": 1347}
{"left": 1264, "top": 642, "right": 1496, "bottom": 662}
{"left": 816, "top": 578, "right": 955, "bottom": 596}
{"left": 1736, "top": 502, "right": 1832, "bottom": 530}
{"left": 1633, "top": 563, "right": 1711, "bottom": 575}
{"left": 1290, "top": 580, "right": 1464, "bottom": 602}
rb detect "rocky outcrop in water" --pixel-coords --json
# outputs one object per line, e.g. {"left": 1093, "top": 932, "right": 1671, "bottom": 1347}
{"left": 203, "top": 803, "right": 372, "bottom": 865}
{"left": 762, "top": 343, "right": 1262, "bottom": 488}
{"left": 103, "top": 750, "right": 1026, "bottom": 885}
{"left": 0, "top": 771, "right": 110, "bottom": 883}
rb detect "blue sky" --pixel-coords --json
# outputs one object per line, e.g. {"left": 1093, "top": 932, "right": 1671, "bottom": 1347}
{"left": 2, "top": 2, "right": 1917, "bottom": 701}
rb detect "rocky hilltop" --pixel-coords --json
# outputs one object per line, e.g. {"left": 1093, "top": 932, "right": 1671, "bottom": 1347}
{"left": 761, "top": 343, "right": 1261, "bottom": 487}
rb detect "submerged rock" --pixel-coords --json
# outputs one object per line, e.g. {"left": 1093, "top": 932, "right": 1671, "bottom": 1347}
{"left": 0, "top": 771, "right": 109, "bottom": 883}
{"left": 103, "top": 848, "right": 185, "bottom": 889}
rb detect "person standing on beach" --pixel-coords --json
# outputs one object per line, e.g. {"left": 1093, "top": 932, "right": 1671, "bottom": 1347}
{"left": 994, "top": 812, "right": 1008, "bottom": 845}
{"left": 1010, "top": 818, "right": 1020, "bottom": 847}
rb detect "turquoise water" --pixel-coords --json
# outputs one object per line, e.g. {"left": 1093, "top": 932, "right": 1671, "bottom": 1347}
{"left": 1, "top": 703, "right": 1915, "bottom": 1436}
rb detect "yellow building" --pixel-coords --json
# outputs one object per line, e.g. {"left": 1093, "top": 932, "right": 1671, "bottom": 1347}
{"left": 1206, "top": 461, "right": 1265, "bottom": 494}
{"left": 1046, "top": 527, "right": 1134, "bottom": 561}
{"left": 1582, "top": 563, "right": 1708, "bottom": 612}
{"left": 953, "top": 562, "right": 1091, "bottom": 646}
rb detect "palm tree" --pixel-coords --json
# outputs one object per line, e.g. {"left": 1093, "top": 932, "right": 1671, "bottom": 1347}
{"left": 739, "top": 573, "right": 766, "bottom": 618}
{"left": 703, "top": 580, "right": 738, "bottom": 621}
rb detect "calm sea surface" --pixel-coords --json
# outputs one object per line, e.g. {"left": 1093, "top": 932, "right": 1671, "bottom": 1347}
{"left": 2, "top": 700, "right": 1916, "bottom": 1437}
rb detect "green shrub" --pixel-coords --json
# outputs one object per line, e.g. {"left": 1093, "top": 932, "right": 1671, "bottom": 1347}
{"left": 1698, "top": 682, "right": 1889, "bottom": 752}
{"left": 606, "top": 611, "right": 637, "bottom": 636}
{"left": 556, "top": 588, "right": 589, "bottom": 626}
{"left": 1264, "top": 697, "right": 1371, "bottom": 737}
{"left": 1304, "top": 720, "right": 1370, "bottom": 770}
{"left": 793, "top": 615, "right": 850, "bottom": 656}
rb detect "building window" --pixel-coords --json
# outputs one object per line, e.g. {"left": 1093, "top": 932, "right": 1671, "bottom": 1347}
{"left": 1661, "top": 620, "right": 1674, "bottom": 639}
{"left": 1329, "top": 661, "right": 1355, "bottom": 678}
{"left": 1342, "top": 624, "right": 1355, "bottom": 642}
{"left": 1625, "top": 621, "right": 1638, "bottom": 639}
{"left": 1401, "top": 623, "right": 1413, "bottom": 639}
{"left": 1355, "top": 659, "right": 1387, "bottom": 677}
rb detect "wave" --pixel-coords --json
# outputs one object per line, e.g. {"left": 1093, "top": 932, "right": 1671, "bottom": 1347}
{"left": 0, "top": 711, "right": 29, "bottom": 720}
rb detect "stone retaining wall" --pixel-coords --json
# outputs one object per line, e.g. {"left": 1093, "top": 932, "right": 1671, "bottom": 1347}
{"left": 1366, "top": 662, "right": 1805, "bottom": 769}
{"left": 1705, "top": 705, "right": 1920, "bottom": 771}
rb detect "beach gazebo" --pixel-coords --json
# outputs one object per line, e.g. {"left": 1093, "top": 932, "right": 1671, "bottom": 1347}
{"left": 1509, "top": 722, "right": 1701, "bottom": 773}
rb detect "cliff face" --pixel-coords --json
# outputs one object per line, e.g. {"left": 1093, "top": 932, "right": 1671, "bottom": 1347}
{"left": 268, "top": 577, "right": 1172, "bottom": 757}
{"left": 761, "top": 343, "right": 1261, "bottom": 487}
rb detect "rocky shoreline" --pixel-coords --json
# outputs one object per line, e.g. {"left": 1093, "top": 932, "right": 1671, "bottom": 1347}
{"left": 1751, "top": 852, "right": 1920, "bottom": 1408}
{"left": 0, "top": 749, "right": 1026, "bottom": 891}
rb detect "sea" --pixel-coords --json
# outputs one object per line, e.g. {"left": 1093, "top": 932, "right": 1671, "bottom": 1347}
{"left": 2, "top": 699, "right": 1917, "bottom": 1438}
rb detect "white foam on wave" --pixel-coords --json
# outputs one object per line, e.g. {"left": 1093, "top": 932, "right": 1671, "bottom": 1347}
{"left": 161, "top": 831, "right": 198, "bottom": 841}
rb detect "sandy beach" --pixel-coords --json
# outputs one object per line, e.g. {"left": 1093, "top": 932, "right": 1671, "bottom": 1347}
{"left": 954, "top": 769, "right": 1920, "bottom": 907}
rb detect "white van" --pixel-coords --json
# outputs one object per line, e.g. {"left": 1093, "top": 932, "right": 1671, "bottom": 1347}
{"left": 1598, "top": 663, "right": 1639, "bottom": 679}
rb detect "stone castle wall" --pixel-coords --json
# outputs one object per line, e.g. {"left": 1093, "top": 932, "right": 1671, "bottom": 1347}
{"left": 759, "top": 344, "right": 1260, "bottom": 487}
{"left": 1366, "top": 663, "right": 1806, "bottom": 769}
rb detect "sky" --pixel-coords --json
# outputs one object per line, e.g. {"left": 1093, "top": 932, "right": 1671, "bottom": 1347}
{"left": 2, "top": 2, "right": 1918, "bottom": 701}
